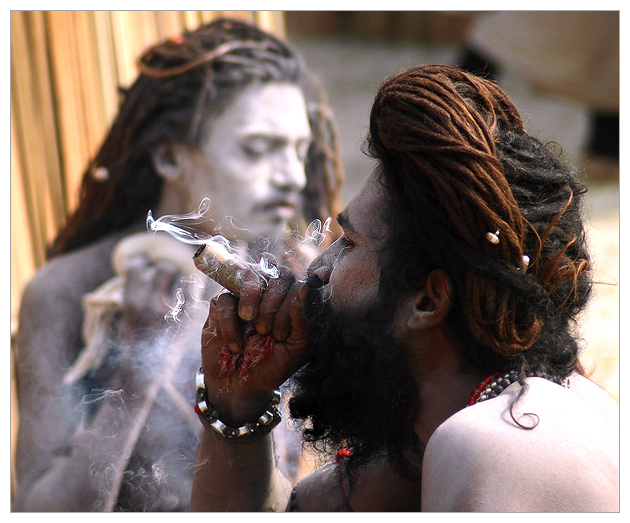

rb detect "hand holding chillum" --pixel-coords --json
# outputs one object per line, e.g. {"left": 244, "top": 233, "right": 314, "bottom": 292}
{"left": 194, "top": 243, "right": 310, "bottom": 405}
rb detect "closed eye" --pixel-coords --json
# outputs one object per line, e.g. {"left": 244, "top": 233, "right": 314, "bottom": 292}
{"left": 242, "top": 137, "right": 274, "bottom": 159}
{"left": 338, "top": 235, "right": 355, "bottom": 250}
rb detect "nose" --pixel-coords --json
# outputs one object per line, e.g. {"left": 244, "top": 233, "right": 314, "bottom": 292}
{"left": 271, "top": 146, "right": 307, "bottom": 192}
{"left": 306, "top": 237, "right": 345, "bottom": 285}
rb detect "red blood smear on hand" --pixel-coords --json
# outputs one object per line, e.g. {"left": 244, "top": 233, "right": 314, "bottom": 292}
{"left": 218, "top": 327, "right": 275, "bottom": 394}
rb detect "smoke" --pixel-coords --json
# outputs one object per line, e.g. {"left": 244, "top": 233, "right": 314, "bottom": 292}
{"left": 148, "top": 200, "right": 254, "bottom": 265}
{"left": 147, "top": 197, "right": 263, "bottom": 253}
{"left": 78, "top": 388, "right": 125, "bottom": 407}
{"left": 255, "top": 254, "right": 280, "bottom": 279}
{"left": 167, "top": 287, "right": 185, "bottom": 321}
{"left": 66, "top": 199, "right": 327, "bottom": 510}
{"left": 72, "top": 324, "right": 204, "bottom": 511}
{"left": 61, "top": 201, "right": 216, "bottom": 510}
{"left": 146, "top": 197, "right": 215, "bottom": 246}
{"left": 147, "top": 201, "right": 293, "bottom": 291}
{"left": 300, "top": 216, "right": 333, "bottom": 247}
{"left": 149, "top": 196, "right": 333, "bottom": 253}
{"left": 25, "top": 197, "right": 324, "bottom": 511}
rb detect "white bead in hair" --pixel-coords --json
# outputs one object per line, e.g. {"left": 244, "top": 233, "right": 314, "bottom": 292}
{"left": 519, "top": 255, "right": 530, "bottom": 273}
{"left": 91, "top": 166, "right": 109, "bottom": 181}
{"left": 485, "top": 230, "right": 500, "bottom": 245}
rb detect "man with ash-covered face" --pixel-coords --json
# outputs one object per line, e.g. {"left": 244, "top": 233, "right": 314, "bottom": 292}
{"left": 13, "top": 19, "right": 343, "bottom": 512}
{"left": 191, "top": 64, "right": 619, "bottom": 512}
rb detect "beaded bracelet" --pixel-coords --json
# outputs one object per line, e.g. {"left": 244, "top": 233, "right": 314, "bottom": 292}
{"left": 194, "top": 368, "right": 282, "bottom": 441}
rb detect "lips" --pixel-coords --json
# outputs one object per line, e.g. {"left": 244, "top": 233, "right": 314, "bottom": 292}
{"left": 260, "top": 197, "right": 298, "bottom": 219}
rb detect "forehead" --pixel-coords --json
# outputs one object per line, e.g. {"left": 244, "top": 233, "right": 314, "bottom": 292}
{"left": 208, "top": 82, "right": 311, "bottom": 137}
{"left": 343, "top": 170, "right": 388, "bottom": 238}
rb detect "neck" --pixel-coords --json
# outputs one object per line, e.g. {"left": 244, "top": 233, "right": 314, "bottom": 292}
{"left": 409, "top": 332, "right": 480, "bottom": 445}
{"left": 154, "top": 182, "right": 188, "bottom": 218}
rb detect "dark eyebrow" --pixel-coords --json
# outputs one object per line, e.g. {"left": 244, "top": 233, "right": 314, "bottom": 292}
{"left": 336, "top": 210, "right": 356, "bottom": 233}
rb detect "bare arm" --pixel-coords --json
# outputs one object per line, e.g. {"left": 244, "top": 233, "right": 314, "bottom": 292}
{"left": 13, "top": 246, "right": 185, "bottom": 511}
{"left": 13, "top": 245, "right": 118, "bottom": 510}
{"left": 15, "top": 374, "right": 171, "bottom": 511}
{"left": 190, "top": 262, "right": 309, "bottom": 511}
{"left": 192, "top": 425, "right": 291, "bottom": 511}
{"left": 190, "top": 258, "right": 425, "bottom": 512}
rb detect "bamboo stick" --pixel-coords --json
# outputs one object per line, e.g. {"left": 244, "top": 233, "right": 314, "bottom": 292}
{"left": 11, "top": 12, "right": 49, "bottom": 266}
{"left": 101, "top": 322, "right": 198, "bottom": 511}
{"left": 31, "top": 12, "right": 66, "bottom": 229}
{"left": 48, "top": 11, "right": 91, "bottom": 208}
{"left": 92, "top": 12, "right": 120, "bottom": 125}
{"left": 74, "top": 11, "right": 109, "bottom": 168}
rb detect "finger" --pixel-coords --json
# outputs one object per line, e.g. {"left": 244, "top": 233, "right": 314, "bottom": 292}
{"left": 288, "top": 283, "right": 310, "bottom": 344}
{"left": 214, "top": 291, "right": 242, "bottom": 353}
{"left": 206, "top": 298, "right": 218, "bottom": 328}
{"left": 204, "top": 299, "right": 224, "bottom": 339}
{"left": 151, "top": 260, "right": 180, "bottom": 313}
{"left": 237, "top": 252, "right": 279, "bottom": 322}
{"left": 201, "top": 303, "right": 225, "bottom": 376}
{"left": 124, "top": 255, "right": 151, "bottom": 304}
{"left": 271, "top": 281, "right": 307, "bottom": 342}
{"left": 254, "top": 265, "right": 295, "bottom": 335}
{"left": 153, "top": 260, "right": 179, "bottom": 292}
{"left": 237, "top": 267, "right": 267, "bottom": 322}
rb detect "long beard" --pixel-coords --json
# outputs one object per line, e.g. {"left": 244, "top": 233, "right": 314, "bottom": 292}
{"left": 288, "top": 280, "right": 421, "bottom": 474}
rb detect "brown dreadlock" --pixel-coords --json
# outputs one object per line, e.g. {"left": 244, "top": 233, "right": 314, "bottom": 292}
{"left": 49, "top": 18, "right": 343, "bottom": 257}
{"left": 368, "top": 65, "right": 591, "bottom": 383}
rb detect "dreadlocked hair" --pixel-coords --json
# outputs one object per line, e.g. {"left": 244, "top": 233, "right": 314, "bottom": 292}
{"left": 49, "top": 18, "right": 343, "bottom": 257}
{"left": 367, "top": 64, "right": 591, "bottom": 384}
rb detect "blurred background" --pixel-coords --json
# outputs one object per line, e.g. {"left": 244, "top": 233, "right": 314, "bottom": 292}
{"left": 10, "top": 9, "right": 619, "bottom": 495}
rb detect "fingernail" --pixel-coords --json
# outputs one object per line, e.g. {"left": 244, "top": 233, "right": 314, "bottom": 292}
{"left": 228, "top": 342, "right": 241, "bottom": 353}
{"left": 255, "top": 320, "right": 269, "bottom": 334}
{"left": 241, "top": 305, "right": 255, "bottom": 321}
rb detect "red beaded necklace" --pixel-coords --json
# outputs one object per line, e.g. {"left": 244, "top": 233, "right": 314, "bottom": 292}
{"left": 468, "top": 369, "right": 518, "bottom": 406}
{"left": 336, "top": 368, "right": 520, "bottom": 511}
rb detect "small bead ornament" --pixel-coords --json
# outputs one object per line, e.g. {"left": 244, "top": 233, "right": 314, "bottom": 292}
{"left": 519, "top": 255, "right": 531, "bottom": 272}
{"left": 468, "top": 369, "right": 568, "bottom": 408}
{"left": 485, "top": 230, "right": 500, "bottom": 245}
{"left": 467, "top": 369, "right": 519, "bottom": 406}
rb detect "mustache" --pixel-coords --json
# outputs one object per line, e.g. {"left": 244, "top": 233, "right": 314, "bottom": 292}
{"left": 302, "top": 274, "right": 333, "bottom": 337}
{"left": 253, "top": 194, "right": 299, "bottom": 213}
{"left": 304, "top": 272, "right": 326, "bottom": 292}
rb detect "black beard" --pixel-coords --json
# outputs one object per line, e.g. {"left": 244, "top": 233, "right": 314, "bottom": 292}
{"left": 287, "top": 278, "right": 422, "bottom": 478}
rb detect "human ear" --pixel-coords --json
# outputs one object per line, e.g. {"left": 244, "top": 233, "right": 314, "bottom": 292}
{"left": 406, "top": 270, "right": 453, "bottom": 331}
{"left": 151, "top": 142, "right": 184, "bottom": 181}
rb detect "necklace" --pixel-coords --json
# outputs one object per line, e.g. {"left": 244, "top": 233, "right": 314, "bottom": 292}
{"left": 467, "top": 369, "right": 519, "bottom": 406}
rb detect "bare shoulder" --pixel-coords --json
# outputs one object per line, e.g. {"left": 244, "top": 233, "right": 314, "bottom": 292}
{"left": 422, "top": 376, "right": 619, "bottom": 512}
{"left": 290, "top": 464, "right": 344, "bottom": 511}
{"left": 23, "top": 233, "right": 122, "bottom": 301}
{"left": 292, "top": 457, "right": 422, "bottom": 511}
{"left": 17, "top": 232, "right": 126, "bottom": 363}
{"left": 14, "top": 232, "right": 131, "bottom": 491}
